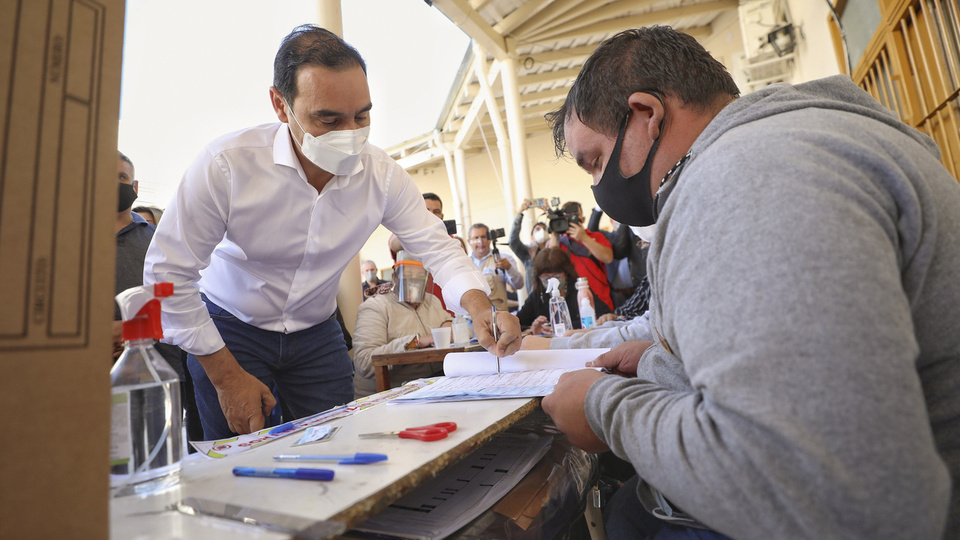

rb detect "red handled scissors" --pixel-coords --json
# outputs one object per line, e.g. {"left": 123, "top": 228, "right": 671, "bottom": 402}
{"left": 358, "top": 422, "right": 457, "bottom": 442}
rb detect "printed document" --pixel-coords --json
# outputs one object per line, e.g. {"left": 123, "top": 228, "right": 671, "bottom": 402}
{"left": 392, "top": 349, "right": 608, "bottom": 404}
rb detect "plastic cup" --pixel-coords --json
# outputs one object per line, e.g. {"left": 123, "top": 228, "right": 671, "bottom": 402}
{"left": 431, "top": 327, "right": 452, "bottom": 349}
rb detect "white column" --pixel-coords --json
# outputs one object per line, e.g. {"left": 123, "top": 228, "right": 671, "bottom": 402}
{"left": 454, "top": 148, "right": 472, "bottom": 229}
{"left": 499, "top": 56, "right": 533, "bottom": 207}
{"left": 439, "top": 138, "right": 464, "bottom": 235}
{"left": 474, "top": 46, "right": 516, "bottom": 225}
{"left": 320, "top": 0, "right": 354, "bottom": 341}
{"left": 316, "top": 0, "right": 343, "bottom": 36}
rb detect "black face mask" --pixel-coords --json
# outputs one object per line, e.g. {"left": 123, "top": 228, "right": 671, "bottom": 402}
{"left": 591, "top": 97, "right": 665, "bottom": 227}
{"left": 118, "top": 182, "right": 138, "bottom": 212}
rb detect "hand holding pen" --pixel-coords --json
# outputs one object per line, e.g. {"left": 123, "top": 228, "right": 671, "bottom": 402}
{"left": 460, "top": 290, "right": 522, "bottom": 357}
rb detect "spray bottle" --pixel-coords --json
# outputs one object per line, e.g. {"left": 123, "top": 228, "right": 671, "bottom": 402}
{"left": 546, "top": 277, "right": 573, "bottom": 337}
{"left": 109, "top": 283, "right": 182, "bottom": 497}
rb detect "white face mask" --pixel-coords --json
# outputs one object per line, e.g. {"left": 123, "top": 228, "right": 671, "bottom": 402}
{"left": 287, "top": 106, "right": 369, "bottom": 175}
{"left": 630, "top": 224, "right": 657, "bottom": 243}
{"left": 363, "top": 270, "right": 378, "bottom": 283}
{"left": 532, "top": 229, "right": 547, "bottom": 244}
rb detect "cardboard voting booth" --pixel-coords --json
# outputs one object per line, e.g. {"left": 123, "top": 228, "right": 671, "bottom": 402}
{"left": 1, "top": 0, "right": 125, "bottom": 537}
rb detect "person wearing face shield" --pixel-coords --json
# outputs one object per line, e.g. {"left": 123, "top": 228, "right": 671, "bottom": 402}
{"left": 539, "top": 26, "right": 960, "bottom": 539}
{"left": 508, "top": 198, "right": 550, "bottom": 293}
{"left": 351, "top": 253, "right": 452, "bottom": 398}
{"left": 143, "top": 25, "right": 521, "bottom": 442}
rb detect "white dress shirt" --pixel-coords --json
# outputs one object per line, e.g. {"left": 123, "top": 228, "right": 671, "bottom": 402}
{"left": 144, "top": 122, "right": 489, "bottom": 356}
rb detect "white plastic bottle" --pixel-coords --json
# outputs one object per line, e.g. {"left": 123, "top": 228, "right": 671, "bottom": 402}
{"left": 546, "top": 277, "right": 573, "bottom": 337}
{"left": 110, "top": 283, "right": 183, "bottom": 497}
{"left": 579, "top": 297, "right": 596, "bottom": 330}
{"left": 452, "top": 314, "right": 472, "bottom": 345}
{"left": 575, "top": 277, "right": 595, "bottom": 329}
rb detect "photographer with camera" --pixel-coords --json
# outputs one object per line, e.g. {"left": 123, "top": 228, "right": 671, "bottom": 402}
{"left": 545, "top": 201, "right": 614, "bottom": 312}
{"left": 468, "top": 223, "right": 525, "bottom": 312}
{"left": 508, "top": 198, "right": 550, "bottom": 293}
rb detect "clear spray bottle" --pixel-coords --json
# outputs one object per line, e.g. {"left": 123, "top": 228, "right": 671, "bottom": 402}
{"left": 546, "top": 277, "right": 573, "bottom": 337}
{"left": 109, "top": 282, "right": 182, "bottom": 497}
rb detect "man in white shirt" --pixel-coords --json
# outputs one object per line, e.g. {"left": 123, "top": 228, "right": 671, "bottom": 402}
{"left": 467, "top": 223, "right": 524, "bottom": 311}
{"left": 144, "top": 25, "right": 520, "bottom": 440}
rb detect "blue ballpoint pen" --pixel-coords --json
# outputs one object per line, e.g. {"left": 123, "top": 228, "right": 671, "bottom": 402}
{"left": 273, "top": 453, "right": 388, "bottom": 465}
{"left": 268, "top": 421, "right": 296, "bottom": 435}
{"left": 232, "top": 467, "right": 334, "bottom": 481}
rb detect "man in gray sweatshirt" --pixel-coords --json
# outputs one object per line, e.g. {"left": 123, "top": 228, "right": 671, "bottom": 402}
{"left": 541, "top": 26, "right": 959, "bottom": 539}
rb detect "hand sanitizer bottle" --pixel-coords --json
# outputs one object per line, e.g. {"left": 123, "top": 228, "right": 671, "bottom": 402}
{"left": 576, "top": 277, "right": 595, "bottom": 329}
{"left": 452, "top": 314, "right": 472, "bottom": 345}
{"left": 110, "top": 283, "right": 182, "bottom": 497}
{"left": 546, "top": 277, "right": 573, "bottom": 337}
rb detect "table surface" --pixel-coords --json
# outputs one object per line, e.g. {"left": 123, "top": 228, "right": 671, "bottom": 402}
{"left": 111, "top": 396, "right": 539, "bottom": 539}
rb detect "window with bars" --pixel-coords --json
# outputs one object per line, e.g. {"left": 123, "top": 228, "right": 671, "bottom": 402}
{"left": 833, "top": 0, "right": 960, "bottom": 179}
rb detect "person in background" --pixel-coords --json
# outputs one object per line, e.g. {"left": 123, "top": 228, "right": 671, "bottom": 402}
{"left": 388, "top": 192, "right": 452, "bottom": 311}
{"left": 546, "top": 201, "right": 614, "bottom": 312}
{"left": 352, "top": 258, "right": 452, "bottom": 398}
{"left": 115, "top": 152, "right": 202, "bottom": 444}
{"left": 360, "top": 259, "right": 388, "bottom": 299}
{"left": 387, "top": 192, "right": 445, "bottom": 255}
{"left": 508, "top": 198, "right": 550, "bottom": 293}
{"left": 541, "top": 26, "right": 959, "bottom": 538}
{"left": 144, "top": 25, "right": 519, "bottom": 441}
{"left": 516, "top": 248, "right": 610, "bottom": 334}
{"left": 468, "top": 223, "right": 524, "bottom": 311}
{"left": 133, "top": 205, "right": 164, "bottom": 226}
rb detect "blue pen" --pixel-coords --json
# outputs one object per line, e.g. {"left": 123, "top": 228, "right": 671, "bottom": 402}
{"left": 232, "top": 467, "right": 334, "bottom": 481}
{"left": 268, "top": 421, "right": 296, "bottom": 435}
{"left": 273, "top": 453, "right": 388, "bottom": 465}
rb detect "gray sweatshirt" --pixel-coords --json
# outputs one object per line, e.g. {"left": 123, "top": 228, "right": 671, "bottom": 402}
{"left": 549, "top": 313, "right": 653, "bottom": 349}
{"left": 585, "top": 76, "right": 960, "bottom": 538}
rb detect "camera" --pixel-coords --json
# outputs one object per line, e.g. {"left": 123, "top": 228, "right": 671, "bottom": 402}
{"left": 544, "top": 199, "right": 580, "bottom": 234}
{"left": 443, "top": 219, "right": 458, "bottom": 236}
{"left": 486, "top": 228, "right": 505, "bottom": 241}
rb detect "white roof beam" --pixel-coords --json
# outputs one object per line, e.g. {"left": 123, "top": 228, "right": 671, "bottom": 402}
{"left": 429, "top": 0, "right": 509, "bottom": 59}
{"left": 529, "top": 0, "right": 735, "bottom": 43}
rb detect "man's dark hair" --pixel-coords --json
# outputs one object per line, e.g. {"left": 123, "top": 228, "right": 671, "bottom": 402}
{"left": 273, "top": 25, "right": 367, "bottom": 105}
{"left": 561, "top": 201, "right": 582, "bottom": 215}
{"left": 546, "top": 25, "right": 739, "bottom": 156}
{"left": 470, "top": 223, "right": 489, "bottom": 235}
{"left": 533, "top": 248, "right": 579, "bottom": 295}
{"left": 422, "top": 192, "right": 442, "bottom": 208}
{"left": 119, "top": 151, "right": 134, "bottom": 174}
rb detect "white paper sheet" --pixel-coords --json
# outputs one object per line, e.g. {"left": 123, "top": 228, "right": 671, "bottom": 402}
{"left": 392, "top": 349, "right": 609, "bottom": 404}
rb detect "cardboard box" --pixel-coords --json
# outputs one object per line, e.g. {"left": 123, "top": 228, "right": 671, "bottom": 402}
{"left": 0, "top": 0, "right": 124, "bottom": 537}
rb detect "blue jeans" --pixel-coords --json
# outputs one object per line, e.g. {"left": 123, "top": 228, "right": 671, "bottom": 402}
{"left": 187, "top": 296, "right": 354, "bottom": 440}
{"left": 604, "top": 476, "right": 733, "bottom": 540}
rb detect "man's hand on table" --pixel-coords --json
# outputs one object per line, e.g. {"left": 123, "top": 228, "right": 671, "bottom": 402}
{"left": 586, "top": 340, "right": 653, "bottom": 377}
{"left": 461, "top": 289, "right": 521, "bottom": 356}
{"left": 542, "top": 370, "right": 610, "bottom": 453}
{"left": 198, "top": 347, "right": 277, "bottom": 435}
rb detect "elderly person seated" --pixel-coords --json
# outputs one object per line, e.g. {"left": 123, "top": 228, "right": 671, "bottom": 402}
{"left": 352, "top": 254, "right": 452, "bottom": 398}
{"left": 517, "top": 248, "right": 611, "bottom": 335}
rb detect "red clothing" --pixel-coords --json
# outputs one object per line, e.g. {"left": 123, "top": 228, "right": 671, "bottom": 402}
{"left": 559, "top": 230, "right": 613, "bottom": 311}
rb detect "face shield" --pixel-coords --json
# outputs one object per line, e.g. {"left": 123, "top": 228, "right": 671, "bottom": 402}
{"left": 394, "top": 252, "right": 428, "bottom": 304}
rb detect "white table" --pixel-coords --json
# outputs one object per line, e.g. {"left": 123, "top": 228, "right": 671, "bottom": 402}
{"left": 110, "top": 397, "right": 538, "bottom": 539}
